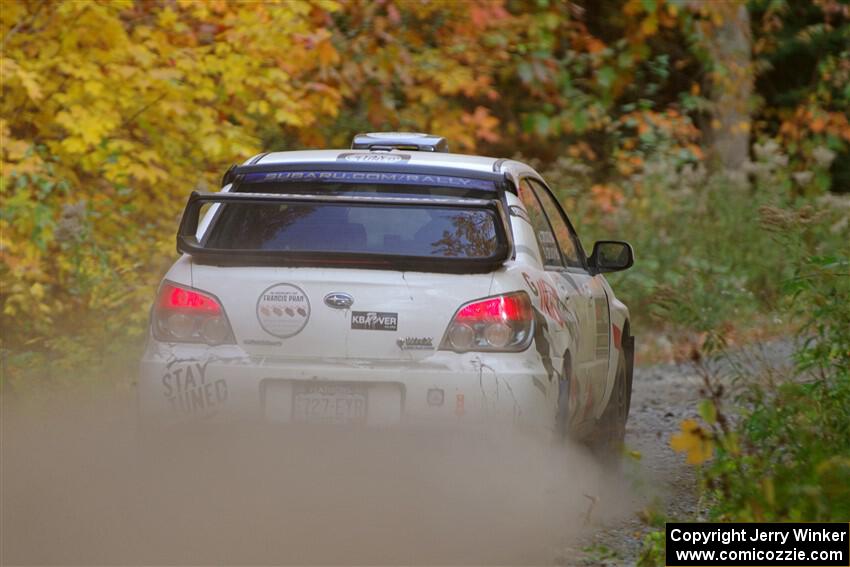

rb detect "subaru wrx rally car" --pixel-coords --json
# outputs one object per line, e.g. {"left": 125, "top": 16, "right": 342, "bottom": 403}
{"left": 139, "top": 132, "right": 634, "bottom": 445}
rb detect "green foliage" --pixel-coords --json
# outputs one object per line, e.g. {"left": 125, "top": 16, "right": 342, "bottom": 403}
{"left": 655, "top": 200, "right": 850, "bottom": 521}
{"left": 537, "top": 136, "right": 847, "bottom": 343}
{"left": 698, "top": 224, "right": 850, "bottom": 521}
{"left": 640, "top": 187, "right": 848, "bottom": 564}
{"left": 637, "top": 529, "right": 666, "bottom": 567}
{"left": 634, "top": 502, "right": 670, "bottom": 567}
{"left": 579, "top": 543, "right": 621, "bottom": 565}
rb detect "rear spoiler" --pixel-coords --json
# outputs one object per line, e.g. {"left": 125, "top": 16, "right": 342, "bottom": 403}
{"left": 176, "top": 191, "right": 513, "bottom": 274}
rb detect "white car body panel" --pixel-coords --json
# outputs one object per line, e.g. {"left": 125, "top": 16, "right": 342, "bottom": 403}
{"left": 139, "top": 145, "right": 631, "bottom": 438}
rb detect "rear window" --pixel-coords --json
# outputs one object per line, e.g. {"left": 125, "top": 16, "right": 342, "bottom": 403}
{"left": 205, "top": 202, "right": 501, "bottom": 259}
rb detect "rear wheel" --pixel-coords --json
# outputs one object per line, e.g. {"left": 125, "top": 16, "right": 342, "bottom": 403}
{"left": 591, "top": 347, "right": 631, "bottom": 455}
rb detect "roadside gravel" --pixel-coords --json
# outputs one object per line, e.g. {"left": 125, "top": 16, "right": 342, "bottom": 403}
{"left": 559, "top": 340, "right": 797, "bottom": 566}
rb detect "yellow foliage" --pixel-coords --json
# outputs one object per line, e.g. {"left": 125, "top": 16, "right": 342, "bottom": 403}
{"left": 1, "top": 0, "right": 521, "bottom": 365}
{"left": 671, "top": 419, "right": 715, "bottom": 465}
{"left": 1, "top": 1, "right": 344, "bottom": 351}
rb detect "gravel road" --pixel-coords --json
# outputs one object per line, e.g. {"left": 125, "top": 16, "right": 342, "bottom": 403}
{"left": 559, "top": 340, "right": 797, "bottom": 566}
{"left": 3, "top": 341, "right": 796, "bottom": 565}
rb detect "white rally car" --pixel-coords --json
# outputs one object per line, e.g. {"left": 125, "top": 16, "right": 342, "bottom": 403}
{"left": 139, "top": 133, "right": 634, "bottom": 445}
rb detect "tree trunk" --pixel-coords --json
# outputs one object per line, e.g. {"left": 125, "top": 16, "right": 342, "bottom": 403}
{"left": 704, "top": 3, "right": 753, "bottom": 172}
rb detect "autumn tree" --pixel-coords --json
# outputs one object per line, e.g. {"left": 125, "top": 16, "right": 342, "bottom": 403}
{"left": 2, "top": 1, "right": 345, "bottom": 363}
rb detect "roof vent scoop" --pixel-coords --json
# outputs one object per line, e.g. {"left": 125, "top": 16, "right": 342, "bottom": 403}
{"left": 351, "top": 132, "right": 449, "bottom": 153}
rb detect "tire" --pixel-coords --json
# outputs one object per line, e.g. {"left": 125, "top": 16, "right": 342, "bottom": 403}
{"left": 591, "top": 347, "right": 631, "bottom": 455}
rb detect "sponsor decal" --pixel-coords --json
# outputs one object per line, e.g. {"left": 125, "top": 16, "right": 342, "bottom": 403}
{"left": 540, "top": 277, "right": 569, "bottom": 325}
{"left": 351, "top": 311, "right": 398, "bottom": 331}
{"left": 336, "top": 152, "right": 410, "bottom": 163}
{"left": 241, "top": 170, "right": 496, "bottom": 191}
{"left": 162, "top": 360, "right": 228, "bottom": 415}
{"left": 396, "top": 337, "right": 434, "bottom": 350}
{"left": 256, "top": 283, "right": 310, "bottom": 338}
{"left": 522, "top": 272, "right": 568, "bottom": 328}
{"left": 522, "top": 271, "right": 539, "bottom": 296}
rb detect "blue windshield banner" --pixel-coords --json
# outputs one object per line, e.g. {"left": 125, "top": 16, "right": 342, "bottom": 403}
{"left": 241, "top": 170, "right": 495, "bottom": 191}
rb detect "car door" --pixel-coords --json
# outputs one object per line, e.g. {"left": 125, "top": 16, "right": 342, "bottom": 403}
{"left": 524, "top": 178, "right": 611, "bottom": 421}
{"left": 516, "top": 178, "right": 592, "bottom": 406}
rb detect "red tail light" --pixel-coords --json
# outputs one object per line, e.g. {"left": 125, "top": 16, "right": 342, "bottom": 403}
{"left": 440, "top": 291, "right": 534, "bottom": 352}
{"left": 152, "top": 281, "right": 234, "bottom": 345}
{"left": 160, "top": 285, "right": 221, "bottom": 313}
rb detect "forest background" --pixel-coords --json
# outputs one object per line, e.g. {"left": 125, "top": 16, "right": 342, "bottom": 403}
{"left": 2, "top": 0, "right": 849, "bottom": 532}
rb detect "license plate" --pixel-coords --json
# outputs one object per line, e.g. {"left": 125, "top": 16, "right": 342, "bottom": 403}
{"left": 292, "top": 382, "right": 367, "bottom": 425}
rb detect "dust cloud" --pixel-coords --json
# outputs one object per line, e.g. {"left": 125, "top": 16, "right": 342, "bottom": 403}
{"left": 2, "top": 388, "right": 635, "bottom": 565}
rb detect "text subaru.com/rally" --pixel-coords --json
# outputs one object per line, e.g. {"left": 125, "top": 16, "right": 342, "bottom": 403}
{"left": 139, "top": 132, "right": 635, "bottom": 444}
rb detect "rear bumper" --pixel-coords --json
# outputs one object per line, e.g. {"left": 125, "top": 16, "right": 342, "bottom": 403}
{"left": 138, "top": 341, "right": 555, "bottom": 434}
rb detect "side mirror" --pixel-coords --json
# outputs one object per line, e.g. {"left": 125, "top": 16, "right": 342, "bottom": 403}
{"left": 588, "top": 240, "right": 634, "bottom": 273}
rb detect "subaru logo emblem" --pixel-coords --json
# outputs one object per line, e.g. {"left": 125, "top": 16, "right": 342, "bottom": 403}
{"left": 324, "top": 292, "right": 354, "bottom": 309}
